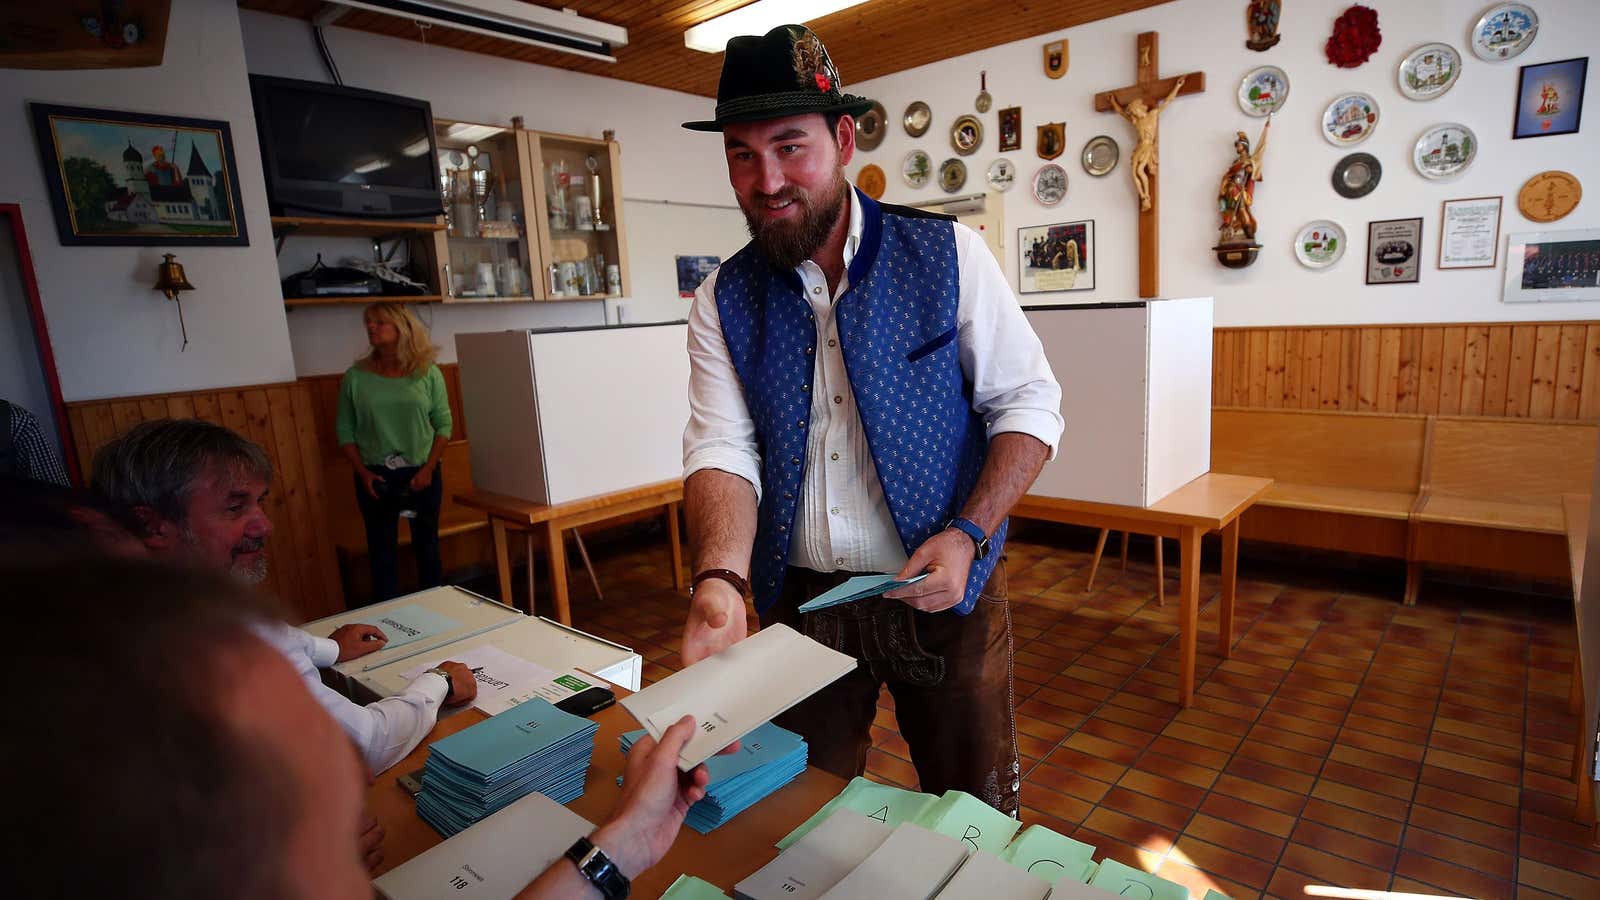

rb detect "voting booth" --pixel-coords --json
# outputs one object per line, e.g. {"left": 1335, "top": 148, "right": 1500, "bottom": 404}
{"left": 298, "top": 586, "right": 641, "bottom": 698}
{"left": 1025, "top": 298, "right": 1214, "bottom": 507}
{"left": 455, "top": 323, "right": 690, "bottom": 505}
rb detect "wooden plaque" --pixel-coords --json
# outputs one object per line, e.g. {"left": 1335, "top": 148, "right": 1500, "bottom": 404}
{"left": 1518, "top": 170, "right": 1582, "bottom": 222}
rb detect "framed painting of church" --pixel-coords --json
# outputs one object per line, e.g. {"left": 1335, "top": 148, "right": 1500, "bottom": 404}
{"left": 29, "top": 103, "right": 248, "bottom": 246}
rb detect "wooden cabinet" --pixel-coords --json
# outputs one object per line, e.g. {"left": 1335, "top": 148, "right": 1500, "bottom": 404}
{"left": 429, "top": 121, "right": 629, "bottom": 303}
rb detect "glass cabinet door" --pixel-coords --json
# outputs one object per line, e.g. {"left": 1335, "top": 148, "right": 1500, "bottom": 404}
{"left": 435, "top": 120, "right": 533, "bottom": 301}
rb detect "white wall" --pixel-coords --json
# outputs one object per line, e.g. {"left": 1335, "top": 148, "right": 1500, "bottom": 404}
{"left": 240, "top": 9, "right": 747, "bottom": 376}
{"left": 849, "top": 0, "right": 1600, "bottom": 326}
{"left": 0, "top": 0, "right": 295, "bottom": 400}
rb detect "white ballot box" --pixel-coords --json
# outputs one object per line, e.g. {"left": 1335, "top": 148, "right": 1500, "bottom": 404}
{"left": 1025, "top": 298, "right": 1213, "bottom": 507}
{"left": 298, "top": 585, "right": 640, "bottom": 701}
{"left": 455, "top": 323, "right": 689, "bottom": 505}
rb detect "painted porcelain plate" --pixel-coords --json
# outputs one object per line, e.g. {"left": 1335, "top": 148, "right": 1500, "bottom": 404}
{"left": 1238, "top": 65, "right": 1290, "bottom": 117}
{"left": 939, "top": 157, "right": 967, "bottom": 193}
{"left": 987, "top": 158, "right": 1017, "bottom": 191}
{"left": 951, "top": 114, "right": 983, "bottom": 156}
{"left": 1321, "top": 92, "right": 1379, "bottom": 146}
{"left": 1331, "top": 152, "right": 1382, "bottom": 198}
{"left": 1471, "top": 3, "right": 1538, "bottom": 61}
{"left": 902, "top": 149, "right": 932, "bottom": 188}
{"left": 903, "top": 101, "right": 931, "bottom": 137}
{"left": 1032, "top": 163, "right": 1068, "bottom": 205}
{"left": 1081, "top": 135, "right": 1119, "bottom": 176}
{"left": 1294, "top": 220, "right": 1347, "bottom": 268}
{"left": 1413, "top": 123, "right": 1477, "bottom": 179}
{"left": 1398, "top": 42, "right": 1463, "bottom": 100}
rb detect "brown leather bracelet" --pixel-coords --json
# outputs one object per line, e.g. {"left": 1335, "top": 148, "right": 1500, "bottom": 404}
{"left": 691, "top": 568, "right": 750, "bottom": 598}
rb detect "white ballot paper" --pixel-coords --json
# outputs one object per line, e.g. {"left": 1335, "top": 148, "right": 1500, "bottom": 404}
{"left": 620, "top": 623, "right": 855, "bottom": 770}
{"left": 818, "top": 821, "right": 966, "bottom": 900}
{"left": 373, "top": 791, "right": 592, "bottom": 900}
{"left": 935, "top": 850, "right": 1051, "bottom": 900}
{"left": 734, "top": 811, "right": 892, "bottom": 900}
{"left": 400, "top": 644, "right": 590, "bottom": 715}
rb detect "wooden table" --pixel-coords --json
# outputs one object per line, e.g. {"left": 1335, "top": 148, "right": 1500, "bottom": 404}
{"left": 368, "top": 702, "right": 846, "bottom": 897}
{"left": 1563, "top": 493, "right": 1595, "bottom": 827}
{"left": 456, "top": 480, "right": 686, "bottom": 624}
{"left": 1013, "top": 473, "right": 1273, "bottom": 707}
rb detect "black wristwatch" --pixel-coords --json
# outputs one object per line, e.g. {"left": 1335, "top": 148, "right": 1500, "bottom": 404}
{"left": 565, "top": 836, "right": 630, "bottom": 899}
{"left": 945, "top": 516, "right": 992, "bottom": 560}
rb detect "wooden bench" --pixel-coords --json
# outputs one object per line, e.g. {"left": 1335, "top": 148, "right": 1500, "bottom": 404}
{"left": 1212, "top": 407, "right": 1429, "bottom": 599}
{"left": 1411, "top": 416, "right": 1598, "bottom": 586}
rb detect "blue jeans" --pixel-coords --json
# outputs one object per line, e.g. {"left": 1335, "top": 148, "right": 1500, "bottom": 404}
{"left": 354, "top": 464, "right": 442, "bottom": 604}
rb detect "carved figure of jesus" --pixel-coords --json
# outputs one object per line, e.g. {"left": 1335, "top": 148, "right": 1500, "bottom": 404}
{"left": 1110, "top": 75, "right": 1186, "bottom": 211}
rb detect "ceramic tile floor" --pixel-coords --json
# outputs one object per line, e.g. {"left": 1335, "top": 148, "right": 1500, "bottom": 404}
{"left": 507, "top": 526, "right": 1599, "bottom": 900}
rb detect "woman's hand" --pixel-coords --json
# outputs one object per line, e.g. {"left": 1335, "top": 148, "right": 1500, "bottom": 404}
{"left": 409, "top": 464, "right": 435, "bottom": 492}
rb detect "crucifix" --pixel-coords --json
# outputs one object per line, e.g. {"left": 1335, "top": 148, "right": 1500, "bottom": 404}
{"left": 1094, "top": 32, "right": 1206, "bottom": 298}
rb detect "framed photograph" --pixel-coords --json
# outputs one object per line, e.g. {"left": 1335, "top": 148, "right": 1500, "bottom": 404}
{"left": 1366, "top": 218, "right": 1423, "bottom": 285}
{"left": 1503, "top": 229, "right": 1600, "bottom": 302}
{"left": 998, "top": 107, "right": 1022, "bottom": 152}
{"left": 29, "top": 103, "right": 248, "bottom": 246}
{"left": 1018, "top": 220, "right": 1094, "bottom": 293}
{"left": 1438, "top": 196, "right": 1502, "bottom": 269}
{"left": 675, "top": 254, "right": 720, "bottom": 297}
{"left": 1513, "top": 57, "right": 1587, "bottom": 139}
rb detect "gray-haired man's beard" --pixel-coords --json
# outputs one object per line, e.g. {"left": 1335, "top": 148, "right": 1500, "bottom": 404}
{"left": 740, "top": 171, "right": 849, "bottom": 271}
{"left": 181, "top": 526, "right": 269, "bottom": 585}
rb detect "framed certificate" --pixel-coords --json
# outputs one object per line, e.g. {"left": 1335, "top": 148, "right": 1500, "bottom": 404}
{"left": 1438, "top": 196, "right": 1502, "bottom": 269}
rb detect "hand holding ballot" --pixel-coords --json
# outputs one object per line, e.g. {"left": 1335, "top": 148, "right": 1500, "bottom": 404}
{"left": 589, "top": 715, "right": 712, "bottom": 879}
{"left": 329, "top": 622, "right": 388, "bottom": 662}
{"left": 882, "top": 527, "right": 977, "bottom": 613}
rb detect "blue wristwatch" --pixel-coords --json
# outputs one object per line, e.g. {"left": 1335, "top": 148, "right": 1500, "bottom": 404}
{"left": 945, "top": 517, "right": 992, "bottom": 560}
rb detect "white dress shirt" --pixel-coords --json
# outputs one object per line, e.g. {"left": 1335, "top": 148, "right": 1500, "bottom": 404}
{"left": 683, "top": 189, "right": 1064, "bottom": 574}
{"left": 257, "top": 623, "right": 450, "bottom": 775}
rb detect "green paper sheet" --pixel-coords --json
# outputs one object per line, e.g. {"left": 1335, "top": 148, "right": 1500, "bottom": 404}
{"left": 998, "top": 824, "right": 1098, "bottom": 884}
{"left": 1089, "top": 858, "right": 1190, "bottom": 900}
{"left": 912, "top": 789, "right": 1023, "bottom": 855}
{"left": 1202, "top": 891, "right": 1233, "bottom": 900}
{"left": 774, "top": 776, "right": 937, "bottom": 850}
{"left": 659, "top": 874, "right": 729, "bottom": 899}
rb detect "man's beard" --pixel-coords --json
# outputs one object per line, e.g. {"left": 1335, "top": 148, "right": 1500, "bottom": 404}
{"left": 182, "top": 525, "right": 269, "bottom": 585}
{"left": 740, "top": 169, "right": 849, "bottom": 270}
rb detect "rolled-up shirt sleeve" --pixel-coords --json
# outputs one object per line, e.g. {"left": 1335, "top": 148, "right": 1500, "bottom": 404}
{"left": 953, "top": 223, "right": 1065, "bottom": 458}
{"left": 683, "top": 268, "right": 764, "bottom": 502}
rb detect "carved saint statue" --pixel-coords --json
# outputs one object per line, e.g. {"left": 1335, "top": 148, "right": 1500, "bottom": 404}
{"left": 1246, "top": 0, "right": 1282, "bottom": 51}
{"left": 1109, "top": 75, "right": 1186, "bottom": 212}
{"left": 1217, "top": 117, "right": 1271, "bottom": 243}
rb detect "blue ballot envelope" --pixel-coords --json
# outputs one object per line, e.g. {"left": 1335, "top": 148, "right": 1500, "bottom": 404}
{"left": 798, "top": 573, "right": 929, "bottom": 613}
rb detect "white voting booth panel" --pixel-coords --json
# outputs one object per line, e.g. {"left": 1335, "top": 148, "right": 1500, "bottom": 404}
{"left": 1026, "top": 298, "right": 1213, "bottom": 507}
{"left": 456, "top": 324, "right": 689, "bottom": 505}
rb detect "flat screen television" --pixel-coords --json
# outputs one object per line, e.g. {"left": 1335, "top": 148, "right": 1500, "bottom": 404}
{"left": 250, "top": 75, "right": 443, "bottom": 219}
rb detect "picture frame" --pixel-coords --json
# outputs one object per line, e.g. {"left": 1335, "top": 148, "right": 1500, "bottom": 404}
{"left": 1366, "top": 217, "right": 1423, "bottom": 285}
{"left": 1018, "top": 220, "right": 1094, "bottom": 293}
{"left": 1513, "top": 57, "right": 1587, "bottom": 139}
{"left": 998, "top": 107, "right": 1022, "bottom": 152}
{"left": 29, "top": 102, "right": 248, "bottom": 246}
{"left": 1503, "top": 228, "right": 1600, "bottom": 303}
{"left": 1438, "top": 196, "right": 1502, "bottom": 269}
{"left": 675, "top": 254, "right": 721, "bottom": 298}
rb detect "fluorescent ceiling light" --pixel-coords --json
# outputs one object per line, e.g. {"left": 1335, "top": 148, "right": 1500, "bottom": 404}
{"left": 684, "top": 0, "right": 870, "bottom": 53}
{"left": 324, "top": 0, "right": 627, "bottom": 63}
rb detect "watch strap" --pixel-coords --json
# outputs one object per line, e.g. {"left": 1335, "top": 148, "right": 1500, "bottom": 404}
{"left": 425, "top": 667, "right": 454, "bottom": 701}
{"left": 691, "top": 567, "right": 750, "bottom": 598}
{"left": 565, "top": 836, "right": 630, "bottom": 899}
{"left": 946, "top": 517, "right": 992, "bottom": 559}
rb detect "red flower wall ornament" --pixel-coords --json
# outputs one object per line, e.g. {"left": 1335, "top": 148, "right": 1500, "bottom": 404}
{"left": 1325, "top": 4, "right": 1381, "bottom": 68}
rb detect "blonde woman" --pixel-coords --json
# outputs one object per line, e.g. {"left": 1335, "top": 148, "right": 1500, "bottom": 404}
{"left": 336, "top": 302, "right": 452, "bottom": 602}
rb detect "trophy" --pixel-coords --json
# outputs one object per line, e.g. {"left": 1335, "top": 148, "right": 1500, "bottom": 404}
{"left": 585, "top": 155, "right": 606, "bottom": 229}
{"left": 469, "top": 168, "right": 491, "bottom": 238}
{"left": 439, "top": 169, "right": 456, "bottom": 232}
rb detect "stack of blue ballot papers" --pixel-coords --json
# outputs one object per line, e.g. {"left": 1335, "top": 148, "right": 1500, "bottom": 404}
{"left": 416, "top": 697, "right": 598, "bottom": 837}
{"left": 619, "top": 721, "right": 807, "bottom": 833}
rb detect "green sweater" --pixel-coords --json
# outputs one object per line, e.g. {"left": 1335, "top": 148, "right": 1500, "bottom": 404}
{"left": 335, "top": 364, "right": 453, "bottom": 466}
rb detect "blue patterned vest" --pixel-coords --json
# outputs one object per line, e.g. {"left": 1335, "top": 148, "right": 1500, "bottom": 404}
{"left": 713, "top": 189, "right": 1006, "bottom": 616}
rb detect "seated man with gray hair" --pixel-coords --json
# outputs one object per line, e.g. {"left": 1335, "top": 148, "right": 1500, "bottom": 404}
{"left": 92, "top": 419, "right": 477, "bottom": 776}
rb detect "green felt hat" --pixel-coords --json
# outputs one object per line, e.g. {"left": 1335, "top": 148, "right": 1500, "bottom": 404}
{"left": 682, "top": 25, "right": 875, "bottom": 132}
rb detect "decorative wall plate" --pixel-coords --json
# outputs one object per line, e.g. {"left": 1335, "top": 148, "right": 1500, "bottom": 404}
{"left": 951, "top": 114, "right": 983, "bottom": 155}
{"left": 855, "top": 101, "right": 887, "bottom": 151}
{"left": 1332, "top": 152, "right": 1382, "bottom": 198}
{"left": 1471, "top": 3, "right": 1538, "bottom": 61}
{"left": 1294, "top": 220, "right": 1347, "bottom": 268}
{"left": 987, "top": 158, "right": 1017, "bottom": 191}
{"left": 902, "top": 150, "right": 932, "bottom": 188}
{"left": 1032, "top": 163, "right": 1068, "bottom": 205}
{"left": 1081, "top": 135, "right": 1119, "bottom": 176}
{"left": 1321, "top": 92, "right": 1379, "bottom": 146}
{"left": 903, "top": 101, "right": 931, "bottom": 137}
{"left": 1517, "top": 170, "right": 1582, "bottom": 222}
{"left": 939, "top": 158, "right": 967, "bottom": 193}
{"left": 856, "top": 164, "right": 886, "bottom": 199}
{"left": 1238, "top": 65, "right": 1290, "bottom": 117}
{"left": 1398, "top": 42, "right": 1463, "bottom": 100}
{"left": 1413, "top": 123, "right": 1477, "bottom": 179}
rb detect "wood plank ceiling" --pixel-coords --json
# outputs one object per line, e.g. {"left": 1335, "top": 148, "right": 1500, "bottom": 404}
{"left": 239, "top": 0, "right": 1175, "bottom": 98}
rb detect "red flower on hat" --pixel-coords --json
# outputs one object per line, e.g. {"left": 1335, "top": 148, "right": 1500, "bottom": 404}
{"left": 815, "top": 72, "right": 831, "bottom": 92}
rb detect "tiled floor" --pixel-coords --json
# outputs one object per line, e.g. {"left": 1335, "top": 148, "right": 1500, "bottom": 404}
{"left": 526, "top": 525, "right": 1599, "bottom": 900}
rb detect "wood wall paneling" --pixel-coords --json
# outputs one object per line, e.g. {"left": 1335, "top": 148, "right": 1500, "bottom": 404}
{"left": 1215, "top": 322, "right": 1600, "bottom": 420}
